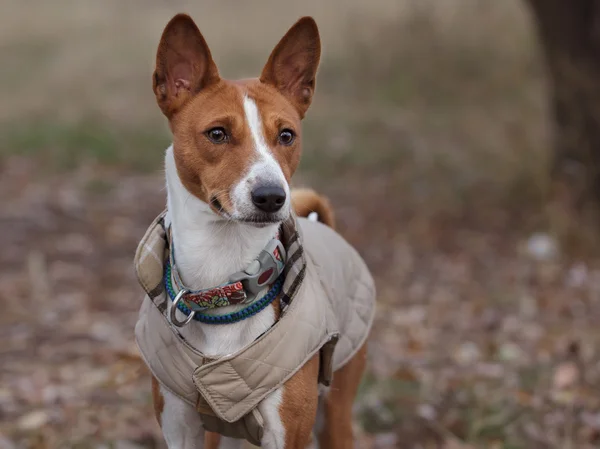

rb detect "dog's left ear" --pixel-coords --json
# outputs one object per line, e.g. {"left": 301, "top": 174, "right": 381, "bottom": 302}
{"left": 260, "top": 17, "right": 321, "bottom": 118}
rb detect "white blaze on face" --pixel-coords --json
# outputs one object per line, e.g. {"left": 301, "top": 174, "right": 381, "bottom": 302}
{"left": 231, "top": 95, "right": 290, "bottom": 218}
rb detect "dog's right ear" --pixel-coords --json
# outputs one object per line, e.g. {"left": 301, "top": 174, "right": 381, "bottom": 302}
{"left": 153, "top": 14, "right": 220, "bottom": 118}
{"left": 260, "top": 17, "right": 320, "bottom": 119}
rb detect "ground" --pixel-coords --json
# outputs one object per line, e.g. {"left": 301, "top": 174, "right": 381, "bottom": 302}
{"left": 2, "top": 1, "right": 600, "bottom": 448}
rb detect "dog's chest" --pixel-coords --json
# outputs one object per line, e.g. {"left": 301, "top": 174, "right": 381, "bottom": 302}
{"left": 178, "top": 304, "right": 277, "bottom": 357}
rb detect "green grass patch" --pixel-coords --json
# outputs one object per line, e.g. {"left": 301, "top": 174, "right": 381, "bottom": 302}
{"left": 0, "top": 120, "right": 170, "bottom": 172}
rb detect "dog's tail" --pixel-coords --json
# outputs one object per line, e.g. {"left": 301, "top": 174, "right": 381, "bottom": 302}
{"left": 291, "top": 188, "right": 335, "bottom": 229}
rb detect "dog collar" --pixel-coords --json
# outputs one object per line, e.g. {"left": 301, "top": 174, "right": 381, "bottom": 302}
{"left": 166, "top": 229, "right": 286, "bottom": 327}
{"left": 165, "top": 266, "right": 283, "bottom": 326}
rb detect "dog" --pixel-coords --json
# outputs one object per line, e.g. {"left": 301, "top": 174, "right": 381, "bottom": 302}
{"left": 133, "top": 14, "right": 376, "bottom": 449}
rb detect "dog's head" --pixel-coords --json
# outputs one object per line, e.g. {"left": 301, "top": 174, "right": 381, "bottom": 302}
{"left": 153, "top": 14, "right": 320, "bottom": 227}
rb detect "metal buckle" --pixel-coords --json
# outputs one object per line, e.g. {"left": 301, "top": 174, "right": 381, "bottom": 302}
{"left": 169, "top": 289, "right": 195, "bottom": 328}
{"left": 229, "top": 238, "right": 286, "bottom": 303}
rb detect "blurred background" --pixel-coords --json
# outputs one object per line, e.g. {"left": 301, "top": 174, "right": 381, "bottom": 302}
{"left": 2, "top": 0, "right": 600, "bottom": 448}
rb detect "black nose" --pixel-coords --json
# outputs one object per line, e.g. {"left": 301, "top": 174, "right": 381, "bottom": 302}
{"left": 251, "top": 185, "right": 286, "bottom": 213}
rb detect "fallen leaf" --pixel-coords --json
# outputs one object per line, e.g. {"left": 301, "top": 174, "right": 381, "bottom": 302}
{"left": 553, "top": 361, "right": 579, "bottom": 390}
{"left": 17, "top": 410, "right": 49, "bottom": 430}
{"left": 443, "top": 439, "right": 476, "bottom": 449}
{"left": 0, "top": 435, "right": 17, "bottom": 449}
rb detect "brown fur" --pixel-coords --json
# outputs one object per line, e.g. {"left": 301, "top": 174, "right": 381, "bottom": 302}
{"left": 280, "top": 354, "right": 320, "bottom": 447}
{"left": 259, "top": 18, "right": 321, "bottom": 118}
{"left": 149, "top": 14, "right": 367, "bottom": 449}
{"left": 291, "top": 188, "right": 336, "bottom": 228}
{"left": 203, "top": 432, "right": 221, "bottom": 449}
{"left": 151, "top": 375, "right": 164, "bottom": 424}
{"left": 293, "top": 192, "right": 367, "bottom": 448}
{"left": 153, "top": 14, "right": 220, "bottom": 119}
{"left": 168, "top": 79, "right": 305, "bottom": 217}
{"left": 152, "top": 15, "right": 318, "bottom": 219}
{"left": 317, "top": 344, "right": 367, "bottom": 448}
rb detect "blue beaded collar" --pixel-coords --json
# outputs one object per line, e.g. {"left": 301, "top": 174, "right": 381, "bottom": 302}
{"left": 164, "top": 261, "right": 283, "bottom": 325}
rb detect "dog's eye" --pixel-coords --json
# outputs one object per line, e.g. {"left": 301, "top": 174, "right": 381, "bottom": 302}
{"left": 206, "top": 127, "right": 228, "bottom": 144}
{"left": 278, "top": 129, "right": 295, "bottom": 146}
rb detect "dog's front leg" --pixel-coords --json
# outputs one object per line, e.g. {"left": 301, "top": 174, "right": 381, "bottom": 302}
{"left": 258, "top": 355, "right": 319, "bottom": 449}
{"left": 153, "top": 378, "right": 243, "bottom": 449}
{"left": 160, "top": 388, "right": 209, "bottom": 449}
{"left": 157, "top": 385, "right": 206, "bottom": 449}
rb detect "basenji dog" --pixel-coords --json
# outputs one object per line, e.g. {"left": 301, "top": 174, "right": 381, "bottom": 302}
{"left": 148, "top": 14, "right": 369, "bottom": 449}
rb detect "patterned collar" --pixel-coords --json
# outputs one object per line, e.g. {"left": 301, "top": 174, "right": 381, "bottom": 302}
{"left": 134, "top": 210, "right": 307, "bottom": 321}
{"left": 166, "top": 227, "right": 286, "bottom": 311}
{"left": 165, "top": 228, "right": 286, "bottom": 326}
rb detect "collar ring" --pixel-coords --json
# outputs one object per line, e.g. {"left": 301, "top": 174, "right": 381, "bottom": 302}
{"left": 169, "top": 288, "right": 194, "bottom": 328}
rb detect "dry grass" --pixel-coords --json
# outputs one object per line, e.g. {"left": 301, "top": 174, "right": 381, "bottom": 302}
{"left": 0, "top": 0, "right": 402, "bottom": 124}
{"left": 4, "top": 1, "right": 600, "bottom": 449}
{"left": 0, "top": 0, "right": 550, "bottom": 217}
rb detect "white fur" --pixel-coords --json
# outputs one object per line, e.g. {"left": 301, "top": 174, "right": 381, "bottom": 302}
{"left": 160, "top": 386, "right": 243, "bottom": 449}
{"left": 230, "top": 96, "right": 290, "bottom": 220}
{"left": 165, "top": 147, "right": 277, "bottom": 356}
{"left": 161, "top": 99, "right": 290, "bottom": 446}
{"left": 257, "top": 388, "right": 286, "bottom": 448}
{"left": 313, "top": 387, "right": 331, "bottom": 448}
{"left": 160, "top": 387, "right": 206, "bottom": 449}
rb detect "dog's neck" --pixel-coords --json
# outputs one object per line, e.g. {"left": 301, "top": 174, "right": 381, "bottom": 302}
{"left": 165, "top": 146, "right": 278, "bottom": 290}
{"left": 164, "top": 146, "right": 279, "bottom": 356}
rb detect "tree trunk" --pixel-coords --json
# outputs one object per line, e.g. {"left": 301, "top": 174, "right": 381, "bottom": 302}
{"left": 525, "top": 0, "right": 600, "bottom": 222}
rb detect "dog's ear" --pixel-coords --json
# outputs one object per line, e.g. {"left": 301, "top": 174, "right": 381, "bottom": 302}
{"left": 153, "top": 14, "right": 220, "bottom": 118}
{"left": 260, "top": 17, "right": 321, "bottom": 118}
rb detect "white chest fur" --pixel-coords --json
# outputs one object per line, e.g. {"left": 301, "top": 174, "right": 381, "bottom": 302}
{"left": 164, "top": 146, "right": 279, "bottom": 357}
{"left": 160, "top": 146, "right": 288, "bottom": 449}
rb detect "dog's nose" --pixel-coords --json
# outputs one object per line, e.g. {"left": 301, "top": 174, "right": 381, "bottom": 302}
{"left": 251, "top": 185, "right": 286, "bottom": 213}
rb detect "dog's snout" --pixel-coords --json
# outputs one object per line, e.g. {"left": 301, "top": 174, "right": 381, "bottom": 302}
{"left": 251, "top": 185, "right": 286, "bottom": 213}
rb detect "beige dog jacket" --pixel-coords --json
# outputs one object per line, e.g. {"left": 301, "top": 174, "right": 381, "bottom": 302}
{"left": 134, "top": 212, "right": 375, "bottom": 445}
